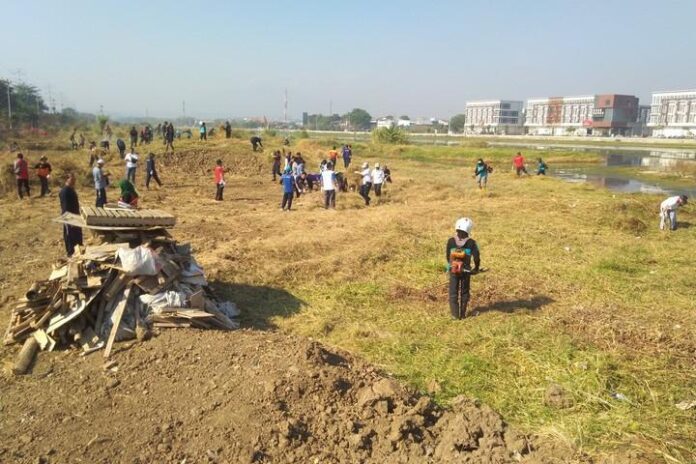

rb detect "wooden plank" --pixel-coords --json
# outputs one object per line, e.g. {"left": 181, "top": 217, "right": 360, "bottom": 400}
{"left": 104, "top": 284, "right": 132, "bottom": 358}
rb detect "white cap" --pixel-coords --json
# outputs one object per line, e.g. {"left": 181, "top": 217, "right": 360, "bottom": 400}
{"left": 375, "top": 162, "right": 380, "bottom": 168}
{"left": 362, "top": 162, "right": 369, "bottom": 168}
{"left": 97, "top": 159, "right": 105, "bottom": 165}
{"left": 455, "top": 217, "right": 473, "bottom": 234}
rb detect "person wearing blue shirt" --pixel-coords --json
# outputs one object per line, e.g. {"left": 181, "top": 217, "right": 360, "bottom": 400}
{"left": 536, "top": 158, "right": 548, "bottom": 176}
{"left": 280, "top": 167, "right": 295, "bottom": 211}
{"left": 92, "top": 159, "right": 108, "bottom": 207}
{"left": 473, "top": 158, "right": 489, "bottom": 189}
{"left": 199, "top": 122, "right": 207, "bottom": 141}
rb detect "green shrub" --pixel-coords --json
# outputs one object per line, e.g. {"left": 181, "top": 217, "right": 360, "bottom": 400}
{"left": 372, "top": 127, "right": 409, "bottom": 145}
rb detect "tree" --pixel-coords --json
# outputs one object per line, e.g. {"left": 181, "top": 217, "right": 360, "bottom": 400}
{"left": 449, "top": 114, "right": 466, "bottom": 133}
{"left": 96, "top": 115, "right": 109, "bottom": 133}
{"left": 399, "top": 115, "right": 410, "bottom": 120}
{"left": 343, "top": 108, "right": 372, "bottom": 131}
{"left": 372, "top": 126, "right": 409, "bottom": 144}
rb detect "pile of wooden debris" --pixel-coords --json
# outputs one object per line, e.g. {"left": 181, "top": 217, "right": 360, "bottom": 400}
{"left": 3, "top": 207, "right": 239, "bottom": 374}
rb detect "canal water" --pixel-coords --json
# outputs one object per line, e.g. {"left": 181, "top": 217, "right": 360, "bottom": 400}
{"left": 488, "top": 142, "right": 696, "bottom": 197}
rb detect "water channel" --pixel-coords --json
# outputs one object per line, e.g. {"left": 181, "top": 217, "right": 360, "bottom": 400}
{"left": 487, "top": 142, "right": 696, "bottom": 197}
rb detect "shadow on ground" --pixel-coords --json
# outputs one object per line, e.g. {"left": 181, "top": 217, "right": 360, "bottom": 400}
{"left": 474, "top": 295, "right": 554, "bottom": 315}
{"left": 209, "top": 280, "right": 306, "bottom": 330}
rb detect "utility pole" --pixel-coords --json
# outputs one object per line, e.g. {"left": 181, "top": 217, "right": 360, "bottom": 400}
{"left": 182, "top": 100, "right": 186, "bottom": 119}
{"left": 7, "top": 83, "right": 12, "bottom": 129}
{"left": 329, "top": 100, "right": 332, "bottom": 116}
{"left": 283, "top": 88, "right": 288, "bottom": 124}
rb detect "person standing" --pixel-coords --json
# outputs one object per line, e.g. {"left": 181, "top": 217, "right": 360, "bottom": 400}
{"left": 14, "top": 153, "right": 30, "bottom": 199}
{"left": 129, "top": 126, "right": 138, "bottom": 150}
{"left": 214, "top": 159, "right": 226, "bottom": 201}
{"left": 165, "top": 122, "right": 175, "bottom": 153}
{"left": 78, "top": 132, "right": 85, "bottom": 148}
{"left": 328, "top": 146, "right": 339, "bottom": 167}
{"left": 342, "top": 144, "right": 352, "bottom": 168}
{"left": 659, "top": 195, "right": 688, "bottom": 231}
{"left": 93, "top": 159, "right": 108, "bottom": 207}
{"left": 116, "top": 138, "right": 127, "bottom": 158}
{"left": 473, "top": 158, "right": 489, "bottom": 189}
{"left": 105, "top": 124, "right": 113, "bottom": 140}
{"left": 225, "top": 121, "right": 232, "bottom": 138}
{"left": 536, "top": 158, "right": 548, "bottom": 176}
{"left": 371, "top": 163, "right": 385, "bottom": 197}
{"left": 446, "top": 217, "right": 480, "bottom": 320}
{"left": 34, "top": 155, "right": 52, "bottom": 197}
{"left": 280, "top": 167, "right": 295, "bottom": 211}
{"left": 272, "top": 150, "right": 282, "bottom": 181}
{"left": 69, "top": 128, "right": 78, "bottom": 149}
{"left": 59, "top": 173, "right": 84, "bottom": 257}
{"left": 145, "top": 153, "right": 162, "bottom": 189}
{"left": 321, "top": 162, "right": 338, "bottom": 209}
{"left": 199, "top": 122, "right": 207, "bottom": 141}
{"left": 356, "top": 162, "right": 372, "bottom": 206}
{"left": 124, "top": 150, "right": 139, "bottom": 183}
{"left": 513, "top": 152, "right": 528, "bottom": 176}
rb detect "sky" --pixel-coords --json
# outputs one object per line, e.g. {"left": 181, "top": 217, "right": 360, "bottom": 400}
{"left": 1, "top": 0, "right": 695, "bottom": 120}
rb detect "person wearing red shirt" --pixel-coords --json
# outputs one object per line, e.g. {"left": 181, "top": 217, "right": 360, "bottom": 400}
{"left": 512, "top": 152, "right": 528, "bottom": 176}
{"left": 214, "top": 159, "right": 226, "bottom": 201}
{"left": 14, "top": 153, "right": 30, "bottom": 199}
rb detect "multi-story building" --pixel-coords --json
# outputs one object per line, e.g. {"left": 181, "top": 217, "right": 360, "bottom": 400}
{"left": 647, "top": 90, "right": 696, "bottom": 138}
{"left": 591, "top": 94, "right": 639, "bottom": 136}
{"left": 525, "top": 95, "right": 595, "bottom": 136}
{"left": 464, "top": 100, "right": 524, "bottom": 135}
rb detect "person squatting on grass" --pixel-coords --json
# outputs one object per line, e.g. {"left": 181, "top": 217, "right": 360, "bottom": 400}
{"left": 214, "top": 159, "right": 226, "bottom": 201}
{"left": 473, "top": 158, "right": 489, "bottom": 189}
{"left": 446, "top": 217, "right": 481, "bottom": 320}
{"left": 34, "top": 155, "right": 52, "bottom": 197}
{"left": 513, "top": 152, "right": 528, "bottom": 176}
{"left": 14, "top": 152, "right": 30, "bottom": 199}
{"left": 659, "top": 194, "right": 688, "bottom": 231}
{"left": 357, "top": 162, "right": 372, "bottom": 206}
{"left": 59, "top": 173, "right": 83, "bottom": 257}
{"left": 321, "top": 162, "right": 338, "bottom": 209}
{"left": 280, "top": 167, "right": 295, "bottom": 211}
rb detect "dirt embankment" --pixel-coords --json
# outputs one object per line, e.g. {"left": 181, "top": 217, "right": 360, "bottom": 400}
{"left": 0, "top": 330, "right": 584, "bottom": 464}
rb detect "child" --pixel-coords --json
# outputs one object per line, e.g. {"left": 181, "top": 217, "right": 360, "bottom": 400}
{"left": 214, "top": 159, "right": 226, "bottom": 201}
{"left": 280, "top": 167, "right": 295, "bottom": 211}
{"left": 473, "top": 159, "right": 489, "bottom": 189}
{"left": 446, "top": 217, "right": 481, "bottom": 319}
{"left": 536, "top": 158, "right": 548, "bottom": 176}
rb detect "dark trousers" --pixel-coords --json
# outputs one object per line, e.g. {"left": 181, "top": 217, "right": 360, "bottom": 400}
{"left": 359, "top": 183, "right": 372, "bottom": 205}
{"left": 516, "top": 166, "right": 528, "bottom": 176}
{"left": 215, "top": 183, "right": 224, "bottom": 201}
{"left": 282, "top": 192, "right": 293, "bottom": 210}
{"left": 118, "top": 147, "right": 126, "bottom": 158}
{"left": 16, "top": 179, "right": 30, "bottom": 198}
{"left": 449, "top": 272, "right": 471, "bottom": 319}
{"left": 272, "top": 162, "right": 281, "bottom": 180}
{"left": 63, "top": 225, "right": 83, "bottom": 257}
{"left": 126, "top": 167, "right": 136, "bottom": 183}
{"left": 39, "top": 176, "right": 49, "bottom": 196}
{"left": 146, "top": 171, "right": 162, "bottom": 188}
{"left": 200, "top": 133, "right": 207, "bottom": 141}
{"left": 130, "top": 137, "right": 137, "bottom": 149}
{"left": 165, "top": 141, "right": 174, "bottom": 153}
{"left": 373, "top": 183, "right": 382, "bottom": 197}
{"left": 343, "top": 158, "right": 350, "bottom": 168}
{"left": 324, "top": 190, "right": 336, "bottom": 209}
{"left": 96, "top": 188, "right": 107, "bottom": 208}
{"left": 252, "top": 142, "right": 259, "bottom": 151}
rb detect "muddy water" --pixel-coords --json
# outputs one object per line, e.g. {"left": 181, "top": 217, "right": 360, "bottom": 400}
{"left": 489, "top": 142, "right": 696, "bottom": 197}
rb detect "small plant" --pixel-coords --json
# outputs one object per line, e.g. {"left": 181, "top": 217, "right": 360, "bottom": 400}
{"left": 372, "top": 126, "right": 409, "bottom": 145}
{"left": 96, "top": 115, "right": 109, "bottom": 134}
{"left": 295, "top": 129, "right": 310, "bottom": 140}
{"left": 263, "top": 128, "right": 277, "bottom": 138}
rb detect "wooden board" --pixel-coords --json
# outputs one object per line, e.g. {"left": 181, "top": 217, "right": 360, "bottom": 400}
{"left": 80, "top": 207, "right": 176, "bottom": 228}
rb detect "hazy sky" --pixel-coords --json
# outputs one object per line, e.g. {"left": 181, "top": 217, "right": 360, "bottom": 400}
{"left": 2, "top": 0, "right": 695, "bottom": 120}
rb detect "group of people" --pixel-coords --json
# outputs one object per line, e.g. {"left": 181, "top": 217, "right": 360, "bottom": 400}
{"left": 355, "top": 161, "right": 389, "bottom": 206}
{"left": 12, "top": 153, "right": 53, "bottom": 199}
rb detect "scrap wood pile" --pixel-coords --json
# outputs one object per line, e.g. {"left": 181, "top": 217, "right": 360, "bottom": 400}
{"left": 4, "top": 207, "right": 239, "bottom": 375}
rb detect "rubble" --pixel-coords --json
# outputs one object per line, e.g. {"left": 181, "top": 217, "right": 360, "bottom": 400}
{"left": 4, "top": 208, "right": 239, "bottom": 372}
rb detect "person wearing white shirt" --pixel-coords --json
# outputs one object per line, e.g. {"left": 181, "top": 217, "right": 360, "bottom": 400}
{"left": 321, "top": 162, "right": 338, "bottom": 209}
{"left": 124, "top": 151, "right": 139, "bottom": 183}
{"left": 659, "top": 194, "right": 688, "bottom": 230}
{"left": 371, "top": 162, "right": 385, "bottom": 197}
{"left": 355, "top": 162, "right": 372, "bottom": 206}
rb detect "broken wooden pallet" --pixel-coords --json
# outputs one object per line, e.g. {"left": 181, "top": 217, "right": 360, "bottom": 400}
{"left": 81, "top": 207, "right": 176, "bottom": 228}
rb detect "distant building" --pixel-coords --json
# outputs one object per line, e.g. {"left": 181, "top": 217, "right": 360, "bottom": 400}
{"left": 591, "top": 94, "right": 639, "bottom": 136}
{"left": 464, "top": 100, "right": 524, "bottom": 135}
{"left": 302, "top": 112, "right": 308, "bottom": 126}
{"left": 397, "top": 118, "right": 411, "bottom": 128}
{"left": 647, "top": 90, "right": 696, "bottom": 138}
{"left": 634, "top": 105, "right": 651, "bottom": 137}
{"left": 376, "top": 117, "right": 395, "bottom": 129}
{"left": 525, "top": 95, "right": 595, "bottom": 136}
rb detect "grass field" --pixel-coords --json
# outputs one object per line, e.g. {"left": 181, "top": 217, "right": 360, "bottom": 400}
{"left": 1, "top": 130, "right": 694, "bottom": 463}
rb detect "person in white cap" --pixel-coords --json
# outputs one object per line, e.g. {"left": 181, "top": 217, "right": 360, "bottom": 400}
{"left": 371, "top": 162, "right": 385, "bottom": 197}
{"left": 446, "top": 217, "right": 480, "bottom": 319}
{"left": 660, "top": 194, "right": 688, "bottom": 230}
{"left": 355, "top": 161, "right": 372, "bottom": 206}
{"left": 93, "top": 159, "right": 108, "bottom": 207}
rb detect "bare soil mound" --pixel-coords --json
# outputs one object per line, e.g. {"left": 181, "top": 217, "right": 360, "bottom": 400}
{"left": 0, "top": 330, "right": 583, "bottom": 464}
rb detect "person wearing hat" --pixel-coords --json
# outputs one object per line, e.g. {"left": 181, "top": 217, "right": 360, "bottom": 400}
{"left": 93, "top": 159, "right": 108, "bottom": 208}
{"left": 59, "top": 173, "right": 83, "bottom": 256}
{"left": 321, "top": 161, "right": 338, "bottom": 209}
{"left": 13, "top": 152, "right": 30, "bottom": 199}
{"left": 371, "top": 162, "right": 385, "bottom": 197}
{"left": 280, "top": 166, "right": 295, "bottom": 211}
{"left": 660, "top": 194, "right": 688, "bottom": 231}
{"left": 355, "top": 161, "right": 372, "bottom": 206}
{"left": 446, "top": 218, "right": 480, "bottom": 319}
{"left": 34, "top": 155, "right": 53, "bottom": 197}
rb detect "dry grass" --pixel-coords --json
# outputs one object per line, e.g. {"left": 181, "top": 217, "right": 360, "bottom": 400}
{"left": 0, "top": 133, "right": 694, "bottom": 463}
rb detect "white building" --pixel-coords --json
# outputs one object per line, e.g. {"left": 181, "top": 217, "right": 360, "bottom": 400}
{"left": 375, "top": 117, "right": 395, "bottom": 129}
{"left": 525, "top": 95, "right": 594, "bottom": 136}
{"left": 647, "top": 90, "right": 696, "bottom": 138}
{"left": 397, "top": 118, "right": 412, "bottom": 128}
{"left": 464, "top": 100, "right": 524, "bottom": 135}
